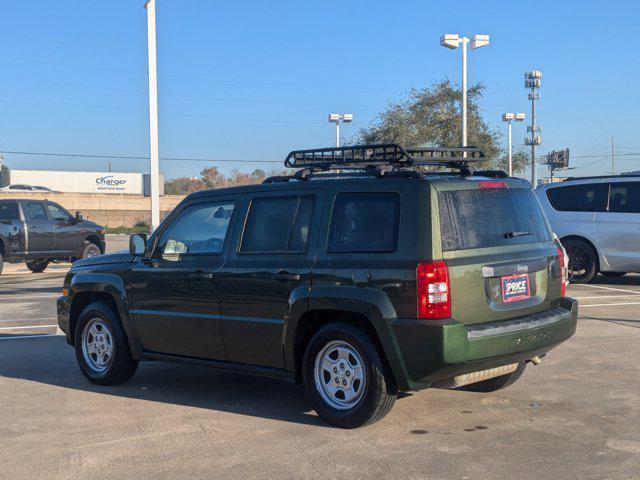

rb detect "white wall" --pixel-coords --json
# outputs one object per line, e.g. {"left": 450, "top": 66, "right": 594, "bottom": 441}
{"left": 10, "top": 170, "right": 151, "bottom": 194}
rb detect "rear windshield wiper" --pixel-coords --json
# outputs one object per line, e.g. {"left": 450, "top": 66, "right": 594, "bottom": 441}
{"left": 504, "top": 231, "right": 533, "bottom": 239}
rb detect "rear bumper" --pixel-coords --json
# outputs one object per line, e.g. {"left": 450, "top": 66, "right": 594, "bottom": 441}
{"left": 390, "top": 297, "right": 578, "bottom": 390}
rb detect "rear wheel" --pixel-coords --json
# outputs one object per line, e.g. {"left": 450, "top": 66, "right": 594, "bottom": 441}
{"left": 81, "top": 241, "right": 101, "bottom": 259}
{"left": 563, "top": 238, "right": 598, "bottom": 283}
{"left": 26, "top": 259, "right": 49, "bottom": 273}
{"left": 303, "top": 322, "right": 396, "bottom": 428}
{"left": 601, "top": 271, "right": 627, "bottom": 278}
{"left": 460, "top": 362, "right": 527, "bottom": 392}
{"left": 74, "top": 301, "right": 138, "bottom": 385}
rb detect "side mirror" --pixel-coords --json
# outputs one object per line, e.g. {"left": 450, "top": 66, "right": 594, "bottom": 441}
{"left": 75, "top": 211, "right": 83, "bottom": 223}
{"left": 129, "top": 233, "right": 148, "bottom": 256}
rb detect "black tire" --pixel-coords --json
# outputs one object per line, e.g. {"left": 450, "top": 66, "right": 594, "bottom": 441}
{"left": 460, "top": 362, "right": 527, "bottom": 393}
{"left": 81, "top": 241, "right": 101, "bottom": 259}
{"left": 74, "top": 301, "right": 138, "bottom": 386}
{"left": 563, "top": 238, "right": 598, "bottom": 283}
{"left": 302, "top": 322, "right": 397, "bottom": 429}
{"left": 601, "top": 271, "right": 627, "bottom": 278}
{"left": 26, "top": 259, "right": 49, "bottom": 273}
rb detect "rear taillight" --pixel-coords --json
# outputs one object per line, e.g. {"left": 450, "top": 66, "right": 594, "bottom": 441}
{"left": 557, "top": 247, "right": 566, "bottom": 297}
{"left": 417, "top": 261, "right": 451, "bottom": 319}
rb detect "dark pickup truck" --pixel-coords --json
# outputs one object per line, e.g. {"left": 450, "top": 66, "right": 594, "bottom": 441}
{"left": 0, "top": 199, "right": 105, "bottom": 274}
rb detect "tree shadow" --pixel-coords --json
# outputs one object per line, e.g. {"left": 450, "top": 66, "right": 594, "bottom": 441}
{"left": 0, "top": 336, "right": 329, "bottom": 427}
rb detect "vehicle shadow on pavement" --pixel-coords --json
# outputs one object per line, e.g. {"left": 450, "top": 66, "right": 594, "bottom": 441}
{"left": 588, "top": 274, "right": 640, "bottom": 286}
{"left": 0, "top": 336, "right": 328, "bottom": 427}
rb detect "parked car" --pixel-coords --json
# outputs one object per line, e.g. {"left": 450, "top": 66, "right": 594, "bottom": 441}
{"left": 57, "top": 144, "right": 576, "bottom": 428}
{"left": 0, "top": 184, "right": 54, "bottom": 192}
{"left": 0, "top": 199, "right": 105, "bottom": 274}
{"left": 537, "top": 175, "right": 640, "bottom": 283}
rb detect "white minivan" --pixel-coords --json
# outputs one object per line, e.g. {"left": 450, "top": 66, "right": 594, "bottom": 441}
{"left": 537, "top": 176, "right": 640, "bottom": 283}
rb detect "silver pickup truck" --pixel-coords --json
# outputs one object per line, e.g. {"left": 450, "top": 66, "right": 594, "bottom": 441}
{"left": 0, "top": 199, "right": 105, "bottom": 274}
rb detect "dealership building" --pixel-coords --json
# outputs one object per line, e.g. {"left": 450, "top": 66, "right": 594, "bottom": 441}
{"left": 0, "top": 169, "right": 179, "bottom": 227}
{"left": 9, "top": 170, "right": 164, "bottom": 195}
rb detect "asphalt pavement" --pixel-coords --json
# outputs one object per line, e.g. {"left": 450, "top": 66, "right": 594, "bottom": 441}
{"left": 0, "top": 239, "right": 638, "bottom": 479}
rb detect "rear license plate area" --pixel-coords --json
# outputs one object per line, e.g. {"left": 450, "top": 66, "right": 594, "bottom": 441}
{"left": 501, "top": 273, "right": 531, "bottom": 303}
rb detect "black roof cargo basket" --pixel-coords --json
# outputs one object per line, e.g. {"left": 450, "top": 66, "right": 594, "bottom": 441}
{"left": 284, "top": 143, "right": 484, "bottom": 171}
{"left": 264, "top": 143, "right": 492, "bottom": 183}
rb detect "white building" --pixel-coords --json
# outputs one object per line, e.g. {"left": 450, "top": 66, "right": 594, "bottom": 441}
{"left": 9, "top": 170, "right": 164, "bottom": 195}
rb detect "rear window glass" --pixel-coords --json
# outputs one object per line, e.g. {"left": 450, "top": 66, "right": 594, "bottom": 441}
{"left": 546, "top": 184, "right": 608, "bottom": 212}
{"left": 329, "top": 192, "right": 400, "bottom": 253}
{"left": 439, "top": 188, "right": 551, "bottom": 251}
{"left": 0, "top": 202, "right": 18, "bottom": 221}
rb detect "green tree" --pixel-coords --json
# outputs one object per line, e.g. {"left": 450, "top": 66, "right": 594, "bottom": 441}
{"left": 356, "top": 79, "right": 529, "bottom": 174}
{"left": 164, "top": 176, "right": 204, "bottom": 195}
{"left": 0, "top": 164, "right": 9, "bottom": 187}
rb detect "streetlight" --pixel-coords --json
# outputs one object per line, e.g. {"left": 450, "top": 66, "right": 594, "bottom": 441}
{"left": 501, "top": 112, "right": 525, "bottom": 176}
{"left": 328, "top": 113, "right": 353, "bottom": 147}
{"left": 440, "top": 34, "right": 490, "bottom": 149}
{"left": 145, "top": 0, "right": 160, "bottom": 231}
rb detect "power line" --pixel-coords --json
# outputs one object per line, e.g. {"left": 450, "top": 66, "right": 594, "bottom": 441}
{"left": 0, "top": 150, "right": 282, "bottom": 164}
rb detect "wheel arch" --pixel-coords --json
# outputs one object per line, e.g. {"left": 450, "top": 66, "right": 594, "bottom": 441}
{"left": 284, "top": 287, "right": 411, "bottom": 390}
{"left": 67, "top": 273, "right": 141, "bottom": 358}
{"left": 560, "top": 234, "right": 601, "bottom": 271}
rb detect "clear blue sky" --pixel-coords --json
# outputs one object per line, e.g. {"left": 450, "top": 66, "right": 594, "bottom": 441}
{"left": 1, "top": 0, "right": 639, "bottom": 180}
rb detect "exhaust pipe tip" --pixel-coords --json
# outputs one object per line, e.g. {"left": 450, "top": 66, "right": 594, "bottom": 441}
{"left": 529, "top": 356, "right": 542, "bottom": 366}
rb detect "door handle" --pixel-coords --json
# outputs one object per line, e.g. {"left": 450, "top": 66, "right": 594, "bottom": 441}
{"left": 272, "top": 271, "right": 300, "bottom": 282}
{"left": 189, "top": 270, "right": 214, "bottom": 280}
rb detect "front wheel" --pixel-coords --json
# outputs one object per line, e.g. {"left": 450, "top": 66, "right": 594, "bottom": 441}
{"left": 81, "top": 241, "right": 101, "bottom": 259}
{"left": 26, "top": 259, "right": 49, "bottom": 273}
{"left": 74, "top": 301, "right": 138, "bottom": 385}
{"left": 563, "top": 238, "right": 598, "bottom": 283}
{"left": 303, "top": 322, "right": 396, "bottom": 428}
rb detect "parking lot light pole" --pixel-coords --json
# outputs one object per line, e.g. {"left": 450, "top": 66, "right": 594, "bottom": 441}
{"left": 145, "top": 0, "right": 160, "bottom": 231}
{"left": 328, "top": 113, "right": 353, "bottom": 147}
{"left": 440, "top": 34, "right": 490, "bottom": 149}
{"left": 502, "top": 112, "right": 525, "bottom": 176}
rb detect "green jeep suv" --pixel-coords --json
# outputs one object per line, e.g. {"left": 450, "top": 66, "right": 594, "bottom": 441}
{"left": 57, "top": 144, "right": 577, "bottom": 428}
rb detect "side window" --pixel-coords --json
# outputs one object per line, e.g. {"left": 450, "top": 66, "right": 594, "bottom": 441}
{"left": 240, "top": 196, "right": 314, "bottom": 253}
{"left": 24, "top": 202, "right": 47, "bottom": 221}
{"left": 46, "top": 203, "right": 72, "bottom": 221}
{"left": 158, "top": 202, "right": 235, "bottom": 258}
{"left": 0, "top": 202, "right": 19, "bottom": 221}
{"left": 328, "top": 192, "right": 400, "bottom": 253}
{"left": 546, "top": 184, "right": 608, "bottom": 212}
{"left": 608, "top": 183, "right": 640, "bottom": 213}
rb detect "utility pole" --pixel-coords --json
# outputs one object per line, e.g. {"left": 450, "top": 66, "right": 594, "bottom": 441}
{"left": 611, "top": 135, "right": 615, "bottom": 174}
{"left": 502, "top": 113, "right": 525, "bottom": 176}
{"left": 328, "top": 113, "right": 353, "bottom": 147}
{"left": 440, "top": 34, "right": 490, "bottom": 150}
{"left": 145, "top": 0, "right": 161, "bottom": 231}
{"left": 524, "top": 70, "right": 542, "bottom": 187}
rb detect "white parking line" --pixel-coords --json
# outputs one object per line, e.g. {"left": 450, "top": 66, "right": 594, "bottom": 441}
{"left": 580, "top": 302, "right": 640, "bottom": 308}
{"left": 573, "top": 295, "right": 640, "bottom": 300}
{"left": 578, "top": 284, "right": 640, "bottom": 295}
{"left": 0, "top": 333, "right": 61, "bottom": 341}
{"left": 0, "top": 324, "right": 58, "bottom": 331}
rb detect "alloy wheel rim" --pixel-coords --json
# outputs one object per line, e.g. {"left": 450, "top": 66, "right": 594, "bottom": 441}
{"left": 314, "top": 340, "right": 366, "bottom": 410}
{"left": 81, "top": 318, "right": 114, "bottom": 373}
{"left": 567, "top": 245, "right": 590, "bottom": 280}
{"left": 85, "top": 247, "right": 99, "bottom": 258}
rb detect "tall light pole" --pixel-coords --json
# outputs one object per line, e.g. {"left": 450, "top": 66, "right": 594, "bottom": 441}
{"left": 145, "top": 0, "right": 160, "bottom": 231}
{"left": 328, "top": 113, "right": 353, "bottom": 147}
{"left": 440, "top": 34, "right": 490, "bottom": 148}
{"left": 524, "top": 70, "right": 542, "bottom": 187}
{"left": 502, "top": 112, "right": 525, "bottom": 176}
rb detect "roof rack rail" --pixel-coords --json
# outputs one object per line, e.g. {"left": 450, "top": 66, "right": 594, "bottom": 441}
{"left": 284, "top": 143, "right": 484, "bottom": 171}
